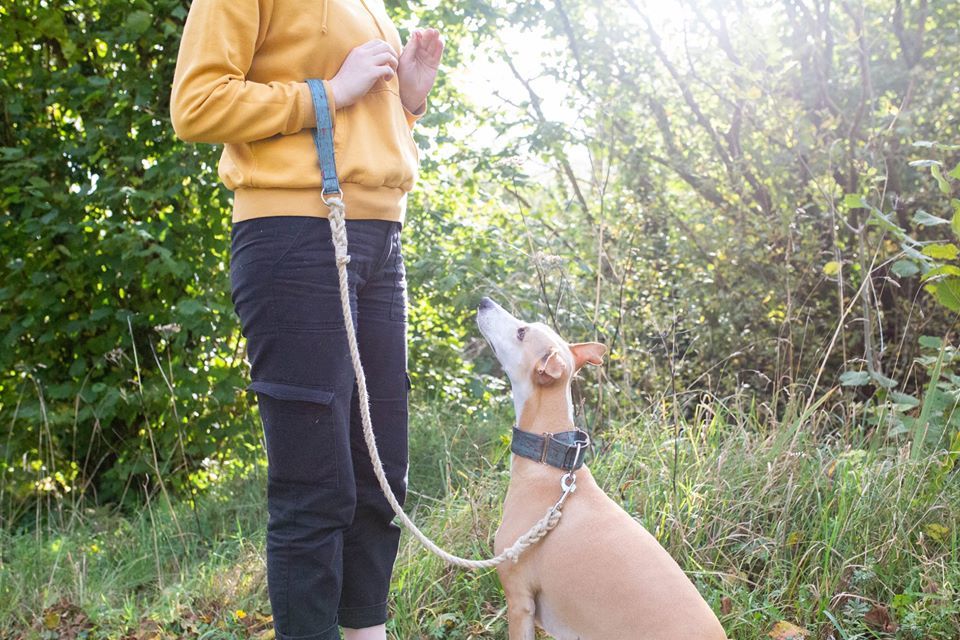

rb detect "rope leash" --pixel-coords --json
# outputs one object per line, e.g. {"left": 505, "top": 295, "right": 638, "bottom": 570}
{"left": 306, "top": 79, "right": 575, "bottom": 569}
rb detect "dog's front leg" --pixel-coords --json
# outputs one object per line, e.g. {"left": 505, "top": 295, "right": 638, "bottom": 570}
{"left": 504, "top": 591, "right": 537, "bottom": 640}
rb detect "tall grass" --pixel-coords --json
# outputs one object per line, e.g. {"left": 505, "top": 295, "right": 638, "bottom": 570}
{"left": 390, "top": 393, "right": 960, "bottom": 639}
{"left": 1, "top": 391, "right": 958, "bottom": 639}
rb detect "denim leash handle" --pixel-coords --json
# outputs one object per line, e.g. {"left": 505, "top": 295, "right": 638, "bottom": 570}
{"left": 305, "top": 78, "right": 342, "bottom": 203}
{"left": 302, "top": 78, "right": 576, "bottom": 569}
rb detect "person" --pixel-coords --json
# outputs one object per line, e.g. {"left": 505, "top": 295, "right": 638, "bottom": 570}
{"left": 169, "top": 0, "right": 442, "bottom": 638}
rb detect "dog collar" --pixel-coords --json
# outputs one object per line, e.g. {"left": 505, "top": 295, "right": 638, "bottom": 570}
{"left": 511, "top": 427, "right": 590, "bottom": 471}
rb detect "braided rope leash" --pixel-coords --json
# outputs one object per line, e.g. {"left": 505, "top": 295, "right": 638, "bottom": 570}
{"left": 326, "top": 196, "right": 577, "bottom": 569}
{"left": 306, "top": 78, "right": 574, "bottom": 570}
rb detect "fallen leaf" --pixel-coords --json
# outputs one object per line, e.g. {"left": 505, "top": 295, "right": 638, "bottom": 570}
{"left": 33, "top": 599, "right": 94, "bottom": 640}
{"left": 769, "top": 620, "right": 810, "bottom": 639}
{"left": 922, "top": 576, "right": 940, "bottom": 594}
{"left": 43, "top": 612, "right": 61, "bottom": 630}
{"left": 720, "top": 597, "right": 733, "bottom": 615}
{"left": 864, "top": 605, "right": 898, "bottom": 633}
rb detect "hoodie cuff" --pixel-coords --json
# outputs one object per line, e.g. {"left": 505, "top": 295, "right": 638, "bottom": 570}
{"left": 403, "top": 96, "right": 427, "bottom": 129}
{"left": 299, "top": 80, "right": 337, "bottom": 130}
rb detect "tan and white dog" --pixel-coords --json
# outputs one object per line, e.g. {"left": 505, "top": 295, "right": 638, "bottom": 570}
{"left": 476, "top": 296, "right": 726, "bottom": 640}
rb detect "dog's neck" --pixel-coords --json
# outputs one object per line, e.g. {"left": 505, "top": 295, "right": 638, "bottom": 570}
{"left": 510, "top": 379, "right": 588, "bottom": 484}
{"left": 514, "top": 377, "right": 575, "bottom": 433}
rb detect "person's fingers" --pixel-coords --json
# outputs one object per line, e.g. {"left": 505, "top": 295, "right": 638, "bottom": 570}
{"left": 413, "top": 33, "right": 439, "bottom": 61}
{"left": 378, "top": 64, "right": 395, "bottom": 81}
{"left": 373, "top": 51, "right": 398, "bottom": 70}
{"left": 417, "top": 29, "right": 441, "bottom": 56}
{"left": 359, "top": 39, "right": 398, "bottom": 60}
{"left": 375, "top": 39, "right": 400, "bottom": 58}
{"left": 403, "top": 34, "right": 420, "bottom": 58}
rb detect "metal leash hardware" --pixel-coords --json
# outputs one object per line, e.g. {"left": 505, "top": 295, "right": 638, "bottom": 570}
{"left": 305, "top": 77, "right": 574, "bottom": 569}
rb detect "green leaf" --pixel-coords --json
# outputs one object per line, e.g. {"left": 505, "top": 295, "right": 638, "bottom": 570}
{"left": 933, "top": 277, "right": 960, "bottom": 312}
{"left": 901, "top": 243, "right": 930, "bottom": 262}
{"left": 913, "top": 209, "right": 949, "bottom": 226}
{"left": 867, "top": 208, "right": 901, "bottom": 233}
{"left": 953, "top": 207, "right": 960, "bottom": 240}
{"left": 843, "top": 194, "right": 864, "bottom": 209}
{"left": 68, "top": 358, "right": 86, "bottom": 377}
{"left": 891, "top": 260, "right": 919, "bottom": 278}
{"left": 887, "top": 421, "right": 910, "bottom": 437}
{"left": 932, "top": 164, "right": 951, "bottom": 194}
{"left": 922, "top": 243, "right": 959, "bottom": 260}
{"left": 177, "top": 299, "right": 205, "bottom": 316}
{"left": 920, "top": 265, "right": 960, "bottom": 281}
{"left": 950, "top": 162, "right": 960, "bottom": 181}
{"left": 822, "top": 261, "right": 841, "bottom": 276}
{"left": 919, "top": 336, "right": 944, "bottom": 350}
{"left": 870, "top": 370, "right": 898, "bottom": 389}
{"left": 124, "top": 11, "right": 153, "bottom": 36}
{"left": 840, "top": 370, "right": 870, "bottom": 387}
{"left": 890, "top": 391, "right": 920, "bottom": 408}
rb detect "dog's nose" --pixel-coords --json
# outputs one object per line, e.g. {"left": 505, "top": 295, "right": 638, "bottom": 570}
{"left": 478, "top": 297, "right": 494, "bottom": 310}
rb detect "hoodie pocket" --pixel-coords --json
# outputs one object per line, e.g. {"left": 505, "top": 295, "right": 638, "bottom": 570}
{"left": 333, "top": 88, "right": 419, "bottom": 191}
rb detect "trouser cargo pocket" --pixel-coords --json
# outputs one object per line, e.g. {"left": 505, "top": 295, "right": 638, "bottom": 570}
{"left": 249, "top": 380, "right": 340, "bottom": 487}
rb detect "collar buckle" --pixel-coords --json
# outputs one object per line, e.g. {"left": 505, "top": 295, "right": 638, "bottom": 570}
{"left": 539, "top": 432, "right": 553, "bottom": 464}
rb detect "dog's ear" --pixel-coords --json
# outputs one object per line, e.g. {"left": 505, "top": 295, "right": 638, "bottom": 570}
{"left": 536, "top": 348, "right": 566, "bottom": 385}
{"left": 570, "top": 342, "right": 606, "bottom": 370}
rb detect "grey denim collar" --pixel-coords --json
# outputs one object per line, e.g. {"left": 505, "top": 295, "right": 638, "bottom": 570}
{"left": 511, "top": 426, "right": 590, "bottom": 471}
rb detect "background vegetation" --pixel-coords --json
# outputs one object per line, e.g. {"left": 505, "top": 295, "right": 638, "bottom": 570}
{"left": 1, "top": 0, "right": 959, "bottom": 637}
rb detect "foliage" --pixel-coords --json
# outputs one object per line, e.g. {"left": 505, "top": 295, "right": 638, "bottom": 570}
{"left": 0, "top": 0, "right": 257, "bottom": 515}
{"left": 1, "top": 398, "right": 958, "bottom": 638}
{"left": 480, "top": 0, "right": 960, "bottom": 400}
{"left": 0, "top": 0, "right": 502, "bottom": 521}
{"left": 834, "top": 147, "right": 960, "bottom": 465}
{"left": 2, "top": 0, "right": 960, "bottom": 534}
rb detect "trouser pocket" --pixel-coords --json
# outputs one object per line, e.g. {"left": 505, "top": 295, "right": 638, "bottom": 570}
{"left": 250, "top": 380, "right": 340, "bottom": 487}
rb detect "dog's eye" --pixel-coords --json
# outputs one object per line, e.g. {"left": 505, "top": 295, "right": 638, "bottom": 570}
{"left": 517, "top": 326, "right": 527, "bottom": 341}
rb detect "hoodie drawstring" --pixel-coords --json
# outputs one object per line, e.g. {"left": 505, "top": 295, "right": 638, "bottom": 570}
{"left": 321, "top": 0, "right": 328, "bottom": 34}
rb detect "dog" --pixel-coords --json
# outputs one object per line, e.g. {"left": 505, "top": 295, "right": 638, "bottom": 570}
{"left": 476, "top": 296, "right": 727, "bottom": 640}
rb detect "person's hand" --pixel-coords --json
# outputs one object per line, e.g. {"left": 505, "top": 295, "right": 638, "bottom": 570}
{"left": 398, "top": 28, "right": 443, "bottom": 114}
{"left": 328, "top": 39, "right": 399, "bottom": 109}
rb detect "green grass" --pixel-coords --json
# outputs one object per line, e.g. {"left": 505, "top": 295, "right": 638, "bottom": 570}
{"left": 1, "top": 392, "right": 958, "bottom": 639}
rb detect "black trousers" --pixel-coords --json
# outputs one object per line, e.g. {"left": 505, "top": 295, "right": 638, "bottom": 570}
{"left": 230, "top": 216, "right": 410, "bottom": 639}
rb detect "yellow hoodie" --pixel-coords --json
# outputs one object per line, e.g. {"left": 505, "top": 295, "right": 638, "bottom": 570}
{"left": 170, "top": 0, "right": 425, "bottom": 224}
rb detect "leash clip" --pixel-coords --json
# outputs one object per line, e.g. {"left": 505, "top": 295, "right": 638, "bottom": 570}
{"left": 560, "top": 470, "right": 577, "bottom": 494}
